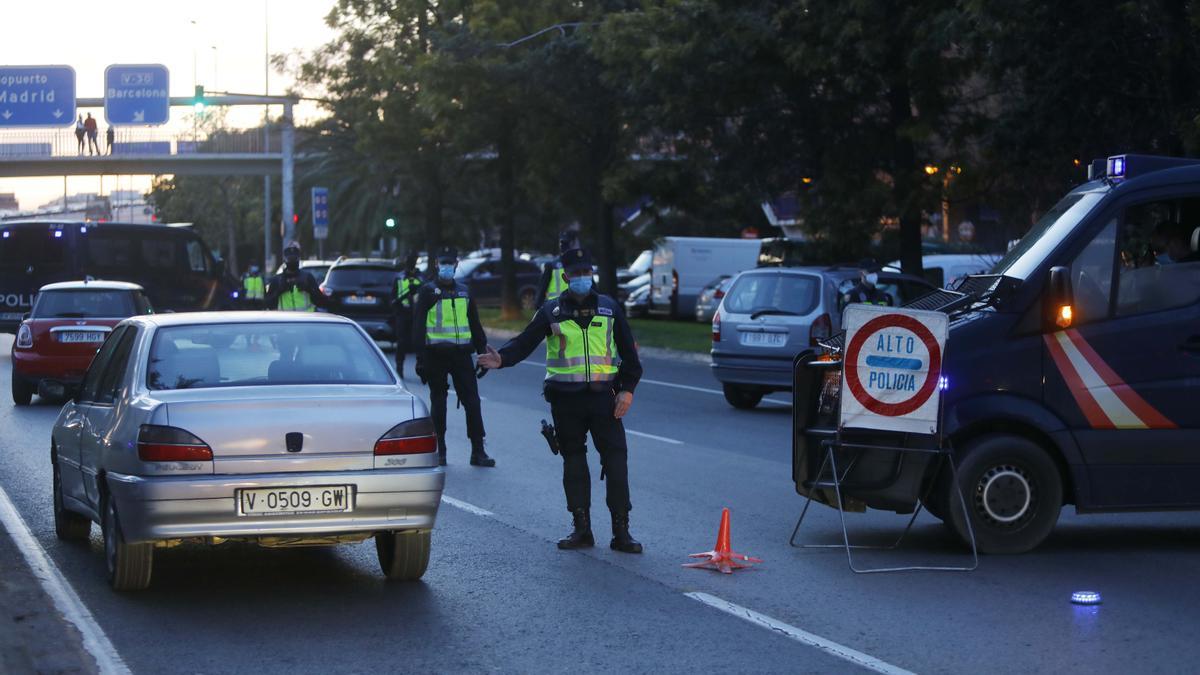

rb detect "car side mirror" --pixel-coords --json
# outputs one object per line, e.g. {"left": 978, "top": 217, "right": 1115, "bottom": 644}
{"left": 1047, "top": 265, "right": 1074, "bottom": 329}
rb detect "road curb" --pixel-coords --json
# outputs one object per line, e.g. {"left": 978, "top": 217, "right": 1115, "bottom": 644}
{"left": 484, "top": 326, "right": 712, "bottom": 365}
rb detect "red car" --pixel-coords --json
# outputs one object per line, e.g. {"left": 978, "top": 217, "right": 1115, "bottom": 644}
{"left": 11, "top": 281, "right": 153, "bottom": 405}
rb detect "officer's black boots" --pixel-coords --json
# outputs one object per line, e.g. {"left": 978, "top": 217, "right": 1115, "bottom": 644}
{"left": 469, "top": 438, "right": 495, "bottom": 467}
{"left": 437, "top": 438, "right": 448, "bottom": 466}
{"left": 610, "top": 512, "right": 643, "bottom": 554}
{"left": 558, "top": 508, "right": 594, "bottom": 549}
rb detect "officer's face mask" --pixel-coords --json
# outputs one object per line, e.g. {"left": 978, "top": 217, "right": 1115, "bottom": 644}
{"left": 284, "top": 254, "right": 299, "bottom": 271}
{"left": 249, "top": 266, "right": 260, "bottom": 275}
{"left": 568, "top": 274, "right": 593, "bottom": 296}
{"left": 437, "top": 263, "right": 456, "bottom": 281}
{"left": 865, "top": 272, "right": 879, "bottom": 286}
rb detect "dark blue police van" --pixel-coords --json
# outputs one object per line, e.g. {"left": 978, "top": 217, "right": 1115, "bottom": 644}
{"left": 795, "top": 154, "right": 1200, "bottom": 554}
{"left": 0, "top": 221, "right": 237, "bottom": 333}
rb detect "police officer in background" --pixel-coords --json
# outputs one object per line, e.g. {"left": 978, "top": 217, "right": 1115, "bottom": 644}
{"left": 265, "top": 242, "right": 329, "bottom": 312}
{"left": 241, "top": 264, "right": 266, "bottom": 310}
{"left": 391, "top": 253, "right": 424, "bottom": 378}
{"left": 842, "top": 258, "right": 892, "bottom": 306}
{"left": 412, "top": 247, "right": 495, "bottom": 467}
{"left": 535, "top": 230, "right": 580, "bottom": 309}
{"left": 478, "top": 248, "right": 644, "bottom": 553}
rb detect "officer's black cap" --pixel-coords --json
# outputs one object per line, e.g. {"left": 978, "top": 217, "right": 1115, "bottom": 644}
{"left": 857, "top": 257, "right": 880, "bottom": 272}
{"left": 560, "top": 248, "right": 593, "bottom": 272}
{"left": 559, "top": 230, "right": 579, "bottom": 252}
{"left": 436, "top": 246, "right": 458, "bottom": 263}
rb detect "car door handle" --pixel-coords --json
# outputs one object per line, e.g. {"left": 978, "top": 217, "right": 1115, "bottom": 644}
{"left": 1180, "top": 336, "right": 1200, "bottom": 352}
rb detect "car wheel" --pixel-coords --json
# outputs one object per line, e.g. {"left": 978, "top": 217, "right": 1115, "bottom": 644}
{"left": 11, "top": 375, "right": 33, "bottom": 406}
{"left": 376, "top": 529, "right": 431, "bottom": 581}
{"left": 942, "top": 434, "right": 1063, "bottom": 554}
{"left": 102, "top": 493, "right": 153, "bottom": 591}
{"left": 53, "top": 460, "right": 90, "bottom": 541}
{"left": 722, "top": 384, "right": 763, "bottom": 410}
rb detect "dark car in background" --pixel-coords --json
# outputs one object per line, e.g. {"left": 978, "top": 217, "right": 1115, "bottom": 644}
{"left": 0, "top": 221, "right": 235, "bottom": 333}
{"left": 320, "top": 258, "right": 399, "bottom": 340}
{"left": 455, "top": 258, "right": 542, "bottom": 309}
{"left": 694, "top": 275, "right": 733, "bottom": 322}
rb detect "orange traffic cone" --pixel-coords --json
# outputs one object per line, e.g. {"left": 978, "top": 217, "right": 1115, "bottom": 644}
{"left": 683, "top": 508, "right": 762, "bottom": 574}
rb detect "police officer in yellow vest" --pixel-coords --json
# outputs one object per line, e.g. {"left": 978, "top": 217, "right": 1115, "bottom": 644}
{"left": 478, "top": 248, "right": 644, "bottom": 553}
{"left": 265, "top": 242, "right": 329, "bottom": 312}
{"left": 241, "top": 264, "right": 266, "bottom": 310}
{"left": 391, "top": 253, "right": 423, "bottom": 379}
{"left": 841, "top": 258, "right": 893, "bottom": 307}
{"left": 534, "top": 230, "right": 580, "bottom": 309}
{"left": 412, "top": 247, "right": 494, "bottom": 467}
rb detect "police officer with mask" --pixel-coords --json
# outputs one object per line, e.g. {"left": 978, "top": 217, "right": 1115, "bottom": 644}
{"left": 265, "top": 242, "right": 328, "bottom": 312}
{"left": 412, "top": 247, "right": 494, "bottom": 467}
{"left": 391, "top": 253, "right": 424, "bottom": 378}
{"left": 241, "top": 264, "right": 266, "bottom": 310}
{"left": 842, "top": 258, "right": 892, "bottom": 306}
{"left": 535, "top": 230, "right": 580, "bottom": 309}
{"left": 478, "top": 248, "right": 644, "bottom": 553}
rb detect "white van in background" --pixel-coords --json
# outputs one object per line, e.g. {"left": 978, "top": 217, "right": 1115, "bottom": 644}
{"left": 650, "top": 237, "right": 763, "bottom": 318}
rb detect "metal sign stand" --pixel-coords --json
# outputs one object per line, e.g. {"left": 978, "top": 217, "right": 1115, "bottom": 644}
{"left": 788, "top": 347, "right": 978, "bottom": 574}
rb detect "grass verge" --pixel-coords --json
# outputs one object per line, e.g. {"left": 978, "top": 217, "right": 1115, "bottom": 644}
{"left": 477, "top": 307, "right": 712, "bottom": 354}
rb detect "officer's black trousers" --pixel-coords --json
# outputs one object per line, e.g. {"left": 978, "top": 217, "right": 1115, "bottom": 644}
{"left": 393, "top": 308, "right": 413, "bottom": 372}
{"left": 425, "top": 348, "right": 485, "bottom": 443}
{"left": 548, "top": 389, "right": 631, "bottom": 514}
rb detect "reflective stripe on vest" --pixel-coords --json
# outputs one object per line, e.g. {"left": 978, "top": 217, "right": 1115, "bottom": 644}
{"left": 545, "top": 266, "right": 569, "bottom": 302}
{"left": 243, "top": 276, "right": 265, "bottom": 299}
{"left": 426, "top": 296, "right": 471, "bottom": 345}
{"left": 278, "top": 287, "right": 315, "bottom": 311}
{"left": 545, "top": 315, "right": 617, "bottom": 383}
{"left": 397, "top": 277, "right": 421, "bottom": 307}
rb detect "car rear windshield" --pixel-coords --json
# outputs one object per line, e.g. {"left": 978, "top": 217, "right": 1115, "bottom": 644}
{"left": 325, "top": 266, "right": 396, "bottom": 289}
{"left": 723, "top": 272, "right": 821, "bottom": 316}
{"left": 33, "top": 290, "right": 136, "bottom": 318}
{"left": 147, "top": 322, "right": 394, "bottom": 390}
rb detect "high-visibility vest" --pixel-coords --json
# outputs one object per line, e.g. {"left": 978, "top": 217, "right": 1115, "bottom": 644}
{"left": 545, "top": 314, "right": 618, "bottom": 383}
{"left": 243, "top": 275, "right": 265, "bottom": 300}
{"left": 545, "top": 264, "right": 569, "bottom": 302}
{"left": 278, "top": 287, "right": 315, "bottom": 311}
{"left": 397, "top": 276, "right": 421, "bottom": 308}
{"left": 425, "top": 294, "right": 471, "bottom": 345}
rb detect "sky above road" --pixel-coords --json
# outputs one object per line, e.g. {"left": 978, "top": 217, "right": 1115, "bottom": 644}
{"left": 0, "top": 0, "right": 338, "bottom": 210}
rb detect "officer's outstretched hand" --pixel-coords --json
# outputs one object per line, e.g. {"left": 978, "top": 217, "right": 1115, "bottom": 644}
{"left": 477, "top": 345, "right": 502, "bottom": 370}
{"left": 614, "top": 391, "right": 634, "bottom": 419}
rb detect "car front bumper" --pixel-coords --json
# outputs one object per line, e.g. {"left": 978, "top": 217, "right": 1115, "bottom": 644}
{"left": 106, "top": 466, "right": 445, "bottom": 544}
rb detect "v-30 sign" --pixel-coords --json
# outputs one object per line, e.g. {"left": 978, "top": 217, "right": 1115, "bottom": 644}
{"left": 839, "top": 304, "right": 948, "bottom": 434}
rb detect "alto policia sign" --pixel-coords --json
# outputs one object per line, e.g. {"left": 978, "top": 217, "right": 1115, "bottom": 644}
{"left": 839, "top": 304, "right": 948, "bottom": 434}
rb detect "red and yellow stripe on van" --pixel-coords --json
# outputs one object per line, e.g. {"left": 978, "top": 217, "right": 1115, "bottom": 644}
{"left": 1044, "top": 329, "right": 1176, "bottom": 430}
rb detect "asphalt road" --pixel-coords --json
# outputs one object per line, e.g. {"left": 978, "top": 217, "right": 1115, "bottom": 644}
{"left": 2, "top": 333, "right": 1199, "bottom": 673}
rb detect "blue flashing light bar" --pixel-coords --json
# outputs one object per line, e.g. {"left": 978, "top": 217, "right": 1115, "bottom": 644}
{"left": 1071, "top": 590, "right": 1102, "bottom": 605}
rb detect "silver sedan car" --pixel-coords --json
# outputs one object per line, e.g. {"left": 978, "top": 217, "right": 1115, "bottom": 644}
{"left": 50, "top": 312, "right": 444, "bottom": 590}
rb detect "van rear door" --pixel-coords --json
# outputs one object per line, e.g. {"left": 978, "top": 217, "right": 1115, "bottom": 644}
{"left": 0, "top": 224, "right": 75, "bottom": 332}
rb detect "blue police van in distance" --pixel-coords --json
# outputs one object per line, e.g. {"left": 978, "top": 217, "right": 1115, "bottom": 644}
{"left": 795, "top": 154, "right": 1200, "bottom": 554}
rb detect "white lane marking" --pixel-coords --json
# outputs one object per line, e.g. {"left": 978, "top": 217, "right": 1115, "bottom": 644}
{"left": 515, "top": 361, "right": 790, "bottom": 405}
{"left": 684, "top": 592, "right": 915, "bottom": 675}
{"left": 626, "top": 429, "right": 683, "bottom": 445}
{"left": 440, "top": 495, "right": 494, "bottom": 517}
{"left": 0, "top": 486, "right": 130, "bottom": 675}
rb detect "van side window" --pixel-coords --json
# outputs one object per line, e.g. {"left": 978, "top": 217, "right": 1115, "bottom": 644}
{"left": 1114, "top": 198, "right": 1200, "bottom": 317}
{"left": 1068, "top": 218, "right": 1116, "bottom": 324}
{"left": 186, "top": 241, "right": 209, "bottom": 274}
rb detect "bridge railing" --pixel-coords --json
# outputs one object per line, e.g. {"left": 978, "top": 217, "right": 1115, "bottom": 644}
{"left": 0, "top": 128, "right": 270, "bottom": 158}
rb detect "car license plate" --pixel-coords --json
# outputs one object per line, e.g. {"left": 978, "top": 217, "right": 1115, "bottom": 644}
{"left": 57, "top": 331, "right": 107, "bottom": 343}
{"left": 740, "top": 331, "right": 787, "bottom": 347}
{"left": 343, "top": 295, "right": 378, "bottom": 305}
{"left": 237, "top": 485, "right": 353, "bottom": 516}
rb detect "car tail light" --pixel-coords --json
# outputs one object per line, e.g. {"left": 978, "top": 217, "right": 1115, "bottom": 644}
{"left": 714, "top": 288, "right": 726, "bottom": 300}
{"left": 375, "top": 417, "right": 437, "bottom": 455}
{"left": 15, "top": 323, "right": 33, "bottom": 348}
{"left": 672, "top": 269, "right": 679, "bottom": 293}
{"left": 810, "top": 312, "right": 832, "bottom": 347}
{"left": 137, "top": 424, "right": 213, "bottom": 461}
{"left": 712, "top": 312, "right": 721, "bottom": 343}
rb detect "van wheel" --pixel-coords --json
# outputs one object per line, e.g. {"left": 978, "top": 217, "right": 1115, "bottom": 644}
{"left": 102, "top": 494, "right": 153, "bottom": 591}
{"left": 722, "top": 384, "right": 763, "bottom": 410}
{"left": 11, "top": 375, "right": 33, "bottom": 406}
{"left": 376, "top": 530, "right": 431, "bottom": 581}
{"left": 53, "top": 461, "right": 91, "bottom": 541}
{"left": 942, "top": 434, "right": 1062, "bottom": 554}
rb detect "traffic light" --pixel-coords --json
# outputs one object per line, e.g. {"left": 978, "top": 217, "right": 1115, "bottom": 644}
{"left": 385, "top": 217, "right": 396, "bottom": 229}
{"left": 193, "top": 85, "right": 206, "bottom": 114}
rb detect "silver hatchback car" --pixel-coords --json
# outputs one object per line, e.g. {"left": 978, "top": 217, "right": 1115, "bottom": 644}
{"left": 50, "top": 312, "right": 444, "bottom": 590}
{"left": 711, "top": 267, "right": 934, "bottom": 408}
